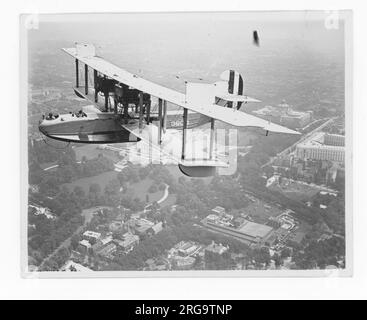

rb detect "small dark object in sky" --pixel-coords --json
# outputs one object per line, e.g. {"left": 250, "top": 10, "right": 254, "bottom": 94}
{"left": 253, "top": 30, "right": 260, "bottom": 46}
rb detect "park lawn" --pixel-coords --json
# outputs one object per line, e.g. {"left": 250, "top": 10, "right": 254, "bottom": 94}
{"left": 160, "top": 193, "right": 177, "bottom": 208}
{"left": 244, "top": 199, "right": 284, "bottom": 224}
{"left": 269, "top": 179, "right": 321, "bottom": 202}
{"left": 74, "top": 144, "right": 120, "bottom": 162}
{"left": 62, "top": 169, "right": 165, "bottom": 204}
{"left": 126, "top": 178, "right": 164, "bottom": 203}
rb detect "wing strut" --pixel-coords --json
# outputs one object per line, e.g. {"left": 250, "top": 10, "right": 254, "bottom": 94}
{"left": 209, "top": 118, "right": 215, "bottom": 159}
{"left": 93, "top": 69, "right": 98, "bottom": 103}
{"left": 146, "top": 99, "right": 151, "bottom": 124}
{"left": 104, "top": 77, "right": 109, "bottom": 112}
{"left": 139, "top": 92, "right": 144, "bottom": 131}
{"left": 158, "top": 98, "right": 163, "bottom": 143}
{"left": 75, "top": 59, "right": 79, "bottom": 88}
{"left": 163, "top": 100, "right": 167, "bottom": 133}
{"left": 181, "top": 107, "right": 188, "bottom": 160}
{"left": 84, "top": 64, "right": 88, "bottom": 95}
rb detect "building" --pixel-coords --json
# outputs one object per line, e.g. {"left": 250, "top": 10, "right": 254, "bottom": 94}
{"left": 173, "top": 241, "right": 200, "bottom": 257}
{"left": 114, "top": 232, "right": 139, "bottom": 253}
{"left": 166, "top": 241, "right": 202, "bottom": 270}
{"left": 28, "top": 204, "right": 55, "bottom": 220}
{"left": 253, "top": 100, "right": 313, "bottom": 129}
{"left": 148, "top": 222, "right": 163, "bottom": 236}
{"left": 130, "top": 218, "right": 155, "bottom": 235}
{"left": 201, "top": 214, "right": 273, "bottom": 245}
{"left": 96, "top": 243, "right": 117, "bottom": 260}
{"left": 145, "top": 258, "right": 169, "bottom": 271}
{"left": 172, "top": 256, "right": 196, "bottom": 270}
{"left": 233, "top": 216, "right": 246, "bottom": 228}
{"left": 78, "top": 239, "right": 91, "bottom": 254}
{"left": 61, "top": 260, "right": 93, "bottom": 272}
{"left": 82, "top": 230, "right": 102, "bottom": 242}
{"left": 109, "top": 220, "right": 124, "bottom": 232}
{"left": 205, "top": 241, "right": 229, "bottom": 255}
{"left": 296, "top": 132, "right": 345, "bottom": 162}
{"left": 211, "top": 206, "right": 226, "bottom": 216}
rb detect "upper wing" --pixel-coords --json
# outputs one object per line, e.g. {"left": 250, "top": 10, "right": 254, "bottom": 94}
{"left": 63, "top": 47, "right": 186, "bottom": 104}
{"left": 63, "top": 47, "right": 299, "bottom": 135}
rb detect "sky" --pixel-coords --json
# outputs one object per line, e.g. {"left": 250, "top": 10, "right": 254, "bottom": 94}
{"left": 26, "top": 11, "right": 346, "bottom": 109}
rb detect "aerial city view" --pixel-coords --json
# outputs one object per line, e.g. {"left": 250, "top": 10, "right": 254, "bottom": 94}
{"left": 26, "top": 12, "right": 346, "bottom": 273}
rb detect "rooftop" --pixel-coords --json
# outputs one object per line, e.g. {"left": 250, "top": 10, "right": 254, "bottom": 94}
{"left": 238, "top": 221, "right": 273, "bottom": 239}
{"left": 62, "top": 260, "right": 93, "bottom": 272}
{"left": 115, "top": 232, "right": 139, "bottom": 248}
{"left": 297, "top": 132, "right": 345, "bottom": 149}
{"left": 150, "top": 222, "right": 163, "bottom": 234}
{"left": 79, "top": 239, "right": 91, "bottom": 248}
{"left": 205, "top": 242, "right": 228, "bottom": 255}
{"left": 211, "top": 206, "right": 226, "bottom": 215}
{"left": 83, "top": 230, "right": 101, "bottom": 239}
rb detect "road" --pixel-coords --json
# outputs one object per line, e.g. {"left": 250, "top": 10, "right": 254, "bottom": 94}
{"left": 37, "top": 206, "right": 112, "bottom": 270}
{"left": 157, "top": 184, "right": 170, "bottom": 205}
{"left": 43, "top": 164, "right": 59, "bottom": 171}
{"left": 43, "top": 161, "right": 82, "bottom": 171}
{"left": 143, "top": 184, "right": 170, "bottom": 213}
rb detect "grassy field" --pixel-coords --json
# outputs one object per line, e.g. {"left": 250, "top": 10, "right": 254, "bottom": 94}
{"left": 74, "top": 145, "right": 121, "bottom": 162}
{"left": 243, "top": 199, "right": 284, "bottom": 224}
{"left": 62, "top": 168, "right": 169, "bottom": 206}
{"left": 126, "top": 178, "right": 164, "bottom": 203}
{"left": 62, "top": 171, "right": 118, "bottom": 193}
{"left": 269, "top": 179, "right": 321, "bottom": 202}
{"left": 160, "top": 193, "right": 177, "bottom": 208}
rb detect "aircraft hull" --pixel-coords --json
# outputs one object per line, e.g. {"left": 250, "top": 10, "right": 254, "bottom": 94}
{"left": 164, "top": 112, "right": 210, "bottom": 130}
{"left": 39, "top": 113, "right": 140, "bottom": 144}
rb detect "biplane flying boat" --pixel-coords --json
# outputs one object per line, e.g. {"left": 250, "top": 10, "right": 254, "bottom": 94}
{"left": 39, "top": 43, "right": 299, "bottom": 177}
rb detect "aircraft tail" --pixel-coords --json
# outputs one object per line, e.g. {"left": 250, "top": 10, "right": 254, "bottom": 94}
{"left": 185, "top": 69, "right": 259, "bottom": 110}
{"left": 220, "top": 70, "right": 244, "bottom": 96}
{"left": 217, "top": 70, "right": 246, "bottom": 109}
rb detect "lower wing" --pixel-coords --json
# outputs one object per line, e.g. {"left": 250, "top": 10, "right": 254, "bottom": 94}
{"left": 119, "top": 119, "right": 229, "bottom": 169}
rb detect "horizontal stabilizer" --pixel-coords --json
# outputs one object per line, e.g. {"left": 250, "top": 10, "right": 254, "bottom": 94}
{"left": 216, "top": 94, "right": 261, "bottom": 103}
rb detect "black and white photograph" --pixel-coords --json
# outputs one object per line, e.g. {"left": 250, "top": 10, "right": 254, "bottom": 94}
{"left": 20, "top": 10, "right": 352, "bottom": 277}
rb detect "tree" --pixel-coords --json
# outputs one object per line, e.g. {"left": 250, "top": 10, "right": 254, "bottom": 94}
{"left": 73, "top": 185, "right": 85, "bottom": 198}
{"left": 273, "top": 253, "right": 282, "bottom": 268}
{"left": 148, "top": 184, "right": 158, "bottom": 193}
{"left": 89, "top": 183, "right": 101, "bottom": 195}
{"left": 281, "top": 247, "right": 292, "bottom": 259}
{"left": 70, "top": 234, "right": 81, "bottom": 250}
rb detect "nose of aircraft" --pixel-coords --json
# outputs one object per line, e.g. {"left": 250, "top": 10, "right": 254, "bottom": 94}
{"left": 38, "top": 113, "right": 58, "bottom": 136}
{"left": 38, "top": 118, "right": 49, "bottom": 137}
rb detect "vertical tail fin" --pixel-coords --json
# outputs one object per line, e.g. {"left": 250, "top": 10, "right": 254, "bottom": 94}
{"left": 219, "top": 70, "right": 244, "bottom": 109}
